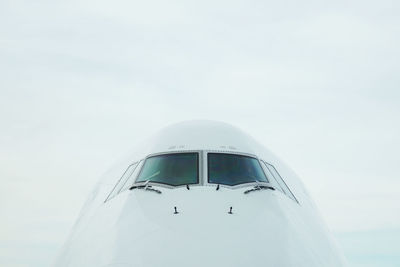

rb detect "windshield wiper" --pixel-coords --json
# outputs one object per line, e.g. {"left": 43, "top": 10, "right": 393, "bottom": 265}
{"left": 244, "top": 181, "right": 275, "bottom": 194}
{"left": 130, "top": 181, "right": 162, "bottom": 194}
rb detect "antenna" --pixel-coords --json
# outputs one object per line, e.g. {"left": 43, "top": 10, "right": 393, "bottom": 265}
{"left": 228, "top": 207, "right": 233, "bottom": 214}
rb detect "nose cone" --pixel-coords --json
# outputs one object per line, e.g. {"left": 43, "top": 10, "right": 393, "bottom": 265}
{"left": 57, "top": 187, "right": 345, "bottom": 267}
{"left": 113, "top": 191, "right": 289, "bottom": 267}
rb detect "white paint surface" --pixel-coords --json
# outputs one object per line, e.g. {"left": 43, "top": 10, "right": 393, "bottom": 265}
{"left": 54, "top": 121, "right": 346, "bottom": 266}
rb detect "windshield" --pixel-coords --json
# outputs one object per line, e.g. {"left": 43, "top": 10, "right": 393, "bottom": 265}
{"left": 136, "top": 153, "right": 199, "bottom": 186}
{"left": 208, "top": 153, "right": 268, "bottom": 186}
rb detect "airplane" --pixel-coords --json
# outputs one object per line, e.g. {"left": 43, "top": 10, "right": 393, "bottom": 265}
{"left": 54, "top": 120, "right": 347, "bottom": 267}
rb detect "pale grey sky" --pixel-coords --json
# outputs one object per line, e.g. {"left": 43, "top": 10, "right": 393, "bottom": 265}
{"left": 1, "top": 0, "right": 399, "bottom": 266}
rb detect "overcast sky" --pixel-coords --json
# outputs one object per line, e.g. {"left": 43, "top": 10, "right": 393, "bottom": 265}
{"left": 1, "top": 0, "right": 399, "bottom": 266}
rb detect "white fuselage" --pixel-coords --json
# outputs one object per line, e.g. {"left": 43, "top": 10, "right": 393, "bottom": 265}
{"left": 54, "top": 121, "right": 346, "bottom": 267}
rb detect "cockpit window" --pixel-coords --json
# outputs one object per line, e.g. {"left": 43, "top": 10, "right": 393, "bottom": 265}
{"left": 136, "top": 153, "right": 199, "bottom": 186}
{"left": 105, "top": 161, "right": 141, "bottom": 202}
{"left": 263, "top": 161, "right": 298, "bottom": 203}
{"left": 208, "top": 153, "right": 268, "bottom": 186}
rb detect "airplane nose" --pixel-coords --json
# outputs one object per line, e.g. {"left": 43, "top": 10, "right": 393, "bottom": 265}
{"left": 103, "top": 189, "right": 323, "bottom": 267}
{"left": 59, "top": 188, "right": 344, "bottom": 267}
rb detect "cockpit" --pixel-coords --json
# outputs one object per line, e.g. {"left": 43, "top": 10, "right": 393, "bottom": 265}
{"left": 105, "top": 151, "right": 298, "bottom": 203}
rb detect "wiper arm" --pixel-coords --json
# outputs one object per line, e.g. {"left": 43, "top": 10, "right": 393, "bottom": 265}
{"left": 130, "top": 185, "right": 162, "bottom": 194}
{"left": 130, "top": 181, "right": 162, "bottom": 194}
{"left": 244, "top": 185, "right": 275, "bottom": 194}
{"left": 244, "top": 181, "right": 275, "bottom": 194}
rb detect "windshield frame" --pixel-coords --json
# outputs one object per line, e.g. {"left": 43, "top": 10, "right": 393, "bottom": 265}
{"left": 133, "top": 151, "right": 201, "bottom": 188}
{"left": 206, "top": 152, "right": 273, "bottom": 188}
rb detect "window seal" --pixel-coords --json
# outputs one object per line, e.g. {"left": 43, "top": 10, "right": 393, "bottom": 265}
{"left": 104, "top": 160, "right": 140, "bottom": 203}
{"left": 262, "top": 160, "right": 299, "bottom": 204}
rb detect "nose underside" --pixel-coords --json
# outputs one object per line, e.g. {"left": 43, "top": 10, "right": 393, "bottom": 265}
{"left": 112, "top": 216, "right": 295, "bottom": 267}
{"left": 59, "top": 188, "right": 342, "bottom": 267}
{"left": 100, "top": 189, "right": 317, "bottom": 267}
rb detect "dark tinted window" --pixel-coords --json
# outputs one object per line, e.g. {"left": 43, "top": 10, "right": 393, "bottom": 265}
{"left": 136, "top": 153, "right": 198, "bottom": 186}
{"left": 208, "top": 153, "right": 268, "bottom": 186}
